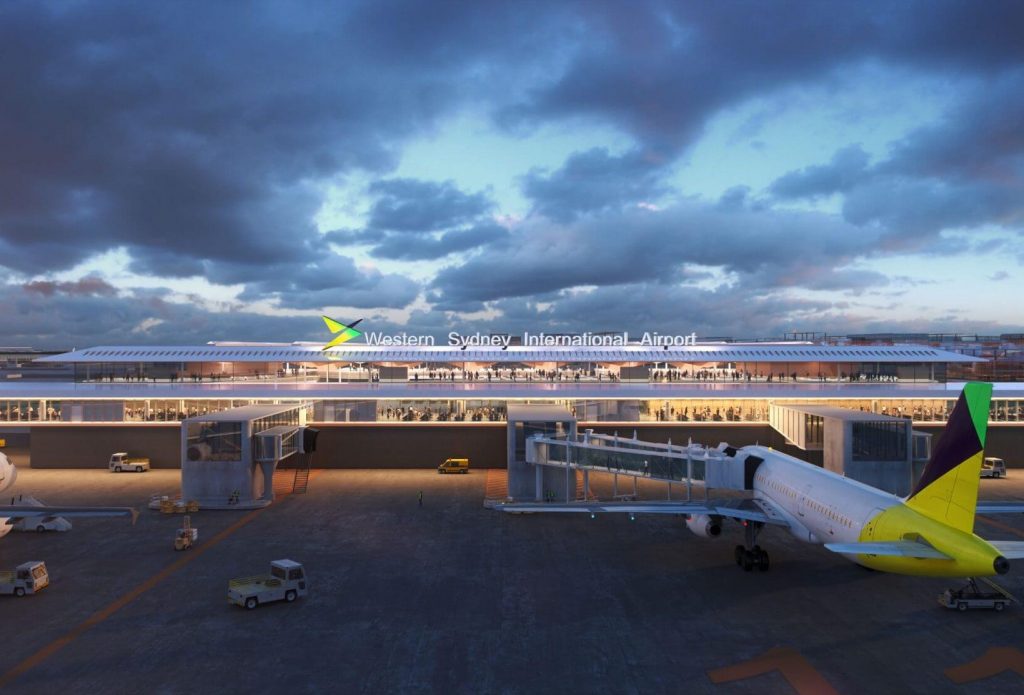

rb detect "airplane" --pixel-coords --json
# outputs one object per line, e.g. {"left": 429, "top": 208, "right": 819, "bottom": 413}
{"left": 0, "top": 451, "right": 137, "bottom": 538}
{"left": 321, "top": 316, "right": 363, "bottom": 350}
{"left": 499, "top": 382, "right": 1024, "bottom": 578}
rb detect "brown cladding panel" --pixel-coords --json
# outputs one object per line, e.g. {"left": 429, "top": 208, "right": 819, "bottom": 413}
{"left": 22, "top": 422, "right": 1024, "bottom": 470}
{"left": 30, "top": 426, "right": 181, "bottom": 468}
{"left": 310, "top": 425, "right": 507, "bottom": 469}
{"left": 915, "top": 425, "right": 1023, "bottom": 468}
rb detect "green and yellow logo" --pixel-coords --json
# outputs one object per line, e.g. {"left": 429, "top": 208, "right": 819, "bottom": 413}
{"left": 321, "top": 316, "right": 364, "bottom": 350}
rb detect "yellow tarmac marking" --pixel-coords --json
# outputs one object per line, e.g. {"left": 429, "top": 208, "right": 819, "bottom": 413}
{"left": 945, "top": 646, "right": 1024, "bottom": 684}
{"left": 0, "top": 470, "right": 322, "bottom": 689}
{"left": 707, "top": 646, "right": 839, "bottom": 695}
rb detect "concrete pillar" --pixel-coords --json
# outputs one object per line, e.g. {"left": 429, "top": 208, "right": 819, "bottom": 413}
{"left": 259, "top": 460, "right": 277, "bottom": 502}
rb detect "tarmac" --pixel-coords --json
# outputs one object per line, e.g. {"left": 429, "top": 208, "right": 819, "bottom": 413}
{"left": 2, "top": 467, "right": 1024, "bottom": 694}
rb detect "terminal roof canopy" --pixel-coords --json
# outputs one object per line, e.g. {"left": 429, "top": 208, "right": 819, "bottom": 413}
{"left": 36, "top": 343, "right": 985, "bottom": 364}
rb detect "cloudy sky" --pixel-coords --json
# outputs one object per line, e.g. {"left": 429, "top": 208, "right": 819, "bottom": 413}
{"left": 1, "top": 0, "right": 1022, "bottom": 348}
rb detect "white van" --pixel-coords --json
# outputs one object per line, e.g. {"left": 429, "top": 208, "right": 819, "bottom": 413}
{"left": 981, "top": 457, "right": 1007, "bottom": 479}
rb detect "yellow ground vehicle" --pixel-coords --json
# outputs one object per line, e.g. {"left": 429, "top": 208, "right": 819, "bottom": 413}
{"left": 438, "top": 458, "right": 470, "bottom": 474}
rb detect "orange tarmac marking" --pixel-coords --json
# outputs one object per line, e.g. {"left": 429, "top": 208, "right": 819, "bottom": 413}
{"left": 0, "top": 472, "right": 320, "bottom": 689}
{"left": 978, "top": 515, "right": 1024, "bottom": 539}
{"left": 945, "top": 646, "right": 1024, "bottom": 684}
{"left": 485, "top": 469, "right": 508, "bottom": 499}
{"left": 707, "top": 646, "right": 839, "bottom": 695}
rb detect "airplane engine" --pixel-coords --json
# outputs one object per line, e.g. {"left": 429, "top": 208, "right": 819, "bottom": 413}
{"left": 0, "top": 452, "right": 15, "bottom": 493}
{"left": 685, "top": 513, "right": 722, "bottom": 538}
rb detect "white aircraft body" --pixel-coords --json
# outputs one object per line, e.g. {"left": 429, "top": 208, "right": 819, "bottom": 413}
{"left": 500, "top": 383, "right": 1024, "bottom": 577}
{"left": 0, "top": 451, "right": 136, "bottom": 537}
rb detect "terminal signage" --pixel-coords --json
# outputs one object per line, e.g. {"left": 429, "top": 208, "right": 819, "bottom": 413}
{"left": 321, "top": 317, "right": 698, "bottom": 350}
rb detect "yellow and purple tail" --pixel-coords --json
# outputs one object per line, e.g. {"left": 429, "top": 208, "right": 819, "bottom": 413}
{"left": 905, "top": 382, "right": 992, "bottom": 532}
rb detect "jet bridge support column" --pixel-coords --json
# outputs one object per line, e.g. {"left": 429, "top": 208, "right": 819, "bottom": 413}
{"left": 507, "top": 405, "right": 577, "bottom": 502}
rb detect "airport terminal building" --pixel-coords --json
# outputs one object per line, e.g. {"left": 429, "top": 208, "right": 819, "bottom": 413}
{"left": 1, "top": 335, "right": 1023, "bottom": 470}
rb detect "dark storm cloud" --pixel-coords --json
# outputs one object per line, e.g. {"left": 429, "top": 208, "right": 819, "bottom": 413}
{"left": 366, "top": 179, "right": 494, "bottom": 233}
{"left": 3, "top": 0, "right": 1024, "bottom": 346}
{"left": 0, "top": 285, "right": 326, "bottom": 349}
{"left": 770, "top": 146, "right": 872, "bottom": 200}
{"left": 22, "top": 277, "right": 117, "bottom": 298}
{"left": 325, "top": 177, "right": 505, "bottom": 261}
{"left": 770, "top": 71, "right": 1024, "bottom": 242}
{"left": 369, "top": 223, "right": 508, "bottom": 261}
{"left": 0, "top": 0, "right": 563, "bottom": 283}
{"left": 236, "top": 253, "right": 419, "bottom": 310}
{"left": 520, "top": 148, "right": 669, "bottom": 222}
{"left": 429, "top": 202, "right": 881, "bottom": 308}
{"left": 503, "top": 1, "right": 1024, "bottom": 155}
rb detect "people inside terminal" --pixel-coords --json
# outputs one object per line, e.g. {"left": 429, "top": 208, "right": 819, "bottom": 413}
{"left": 0, "top": 334, "right": 1020, "bottom": 428}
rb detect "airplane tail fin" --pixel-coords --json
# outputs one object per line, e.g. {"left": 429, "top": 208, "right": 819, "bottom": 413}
{"left": 905, "top": 382, "right": 992, "bottom": 532}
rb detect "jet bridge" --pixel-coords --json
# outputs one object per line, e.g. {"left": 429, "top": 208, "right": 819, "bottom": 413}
{"left": 524, "top": 429, "right": 760, "bottom": 502}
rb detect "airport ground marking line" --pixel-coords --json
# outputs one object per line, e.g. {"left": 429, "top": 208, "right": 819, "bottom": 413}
{"left": 706, "top": 646, "right": 840, "bottom": 695}
{"left": 0, "top": 473, "right": 323, "bottom": 689}
{"left": 945, "top": 646, "right": 1024, "bottom": 683}
{"left": 977, "top": 515, "right": 1024, "bottom": 539}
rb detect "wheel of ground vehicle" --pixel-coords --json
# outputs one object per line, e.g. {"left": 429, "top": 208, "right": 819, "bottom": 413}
{"left": 114, "top": 466, "right": 122, "bottom": 472}
{"left": 285, "top": 590, "right": 297, "bottom": 602}
{"left": 995, "top": 601, "right": 1005, "bottom": 611}
{"left": 957, "top": 601, "right": 968, "bottom": 612}
{"left": 245, "top": 597, "right": 258, "bottom": 610}
{"left": 135, "top": 466, "right": 144, "bottom": 472}
{"left": 36, "top": 524, "right": 46, "bottom": 533}
{"left": 15, "top": 587, "right": 25, "bottom": 597}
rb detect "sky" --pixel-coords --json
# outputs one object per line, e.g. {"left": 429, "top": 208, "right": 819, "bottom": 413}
{"left": 1, "top": 0, "right": 1023, "bottom": 348}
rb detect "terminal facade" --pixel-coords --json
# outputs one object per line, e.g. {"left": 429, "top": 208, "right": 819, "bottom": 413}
{"left": 0, "top": 337, "right": 1022, "bottom": 471}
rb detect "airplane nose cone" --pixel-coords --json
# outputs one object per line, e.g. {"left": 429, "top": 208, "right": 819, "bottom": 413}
{"left": 994, "top": 556, "right": 1010, "bottom": 575}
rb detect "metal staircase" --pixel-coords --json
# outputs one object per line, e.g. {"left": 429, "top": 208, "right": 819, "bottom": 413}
{"left": 292, "top": 455, "right": 312, "bottom": 494}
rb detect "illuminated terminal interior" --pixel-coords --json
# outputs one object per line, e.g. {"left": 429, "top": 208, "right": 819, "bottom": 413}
{"left": 0, "top": 340, "right": 1019, "bottom": 426}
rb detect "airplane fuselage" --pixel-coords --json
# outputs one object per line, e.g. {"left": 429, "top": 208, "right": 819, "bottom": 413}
{"left": 747, "top": 446, "right": 1004, "bottom": 576}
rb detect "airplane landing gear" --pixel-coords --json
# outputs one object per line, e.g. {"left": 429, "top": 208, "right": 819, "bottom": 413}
{"left": 734, "top": 522, "right": 770, "bottom": 572}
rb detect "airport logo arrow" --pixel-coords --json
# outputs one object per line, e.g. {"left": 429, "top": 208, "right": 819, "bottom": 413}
{"left": 321, "top": 316, "right": 363, "bottom": 350}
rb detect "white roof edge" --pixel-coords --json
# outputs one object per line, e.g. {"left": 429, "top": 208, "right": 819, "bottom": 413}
{"left": 33, "top": 343, "right": 987, "bottom": 364}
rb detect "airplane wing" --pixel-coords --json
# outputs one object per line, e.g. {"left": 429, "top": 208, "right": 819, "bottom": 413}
{"left": 1, "top": 506, "right": 138, "bottom": 525}
{"left": 986, "top": 541, "right": 1024, "bottom": 560}
{"left": 976, "top": 502, "right": 1024, "bottom": 514}
{"left": 823, "top": 541, "right": 952, "bottom": 560}
{"left": 495, "top": 498, "right": 789, "bottom": 526}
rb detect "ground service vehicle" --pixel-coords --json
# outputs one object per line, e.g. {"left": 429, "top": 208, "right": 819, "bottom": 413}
{"left": 0, "top": 561, "right": 49, "bottom": 597}
{"left": 438, "top": 458, "right": 470, "bottom": 474}
{"left": 981, "top": 457, "right": 1007, "bottom": 478}
{"left": 228, "top": 559, "right": 307, "bottom": 609}
{"left": 174, "top": 516, "right": 197, "bottom": 551}
{"left": 109, "top": 453, "right": 149, "bottom": 472}
{"left": 939, "top": 579, "right": 1014, "bottom": 611}
{"left": 13, "top": 515, "right": 71, "bottom": 533}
